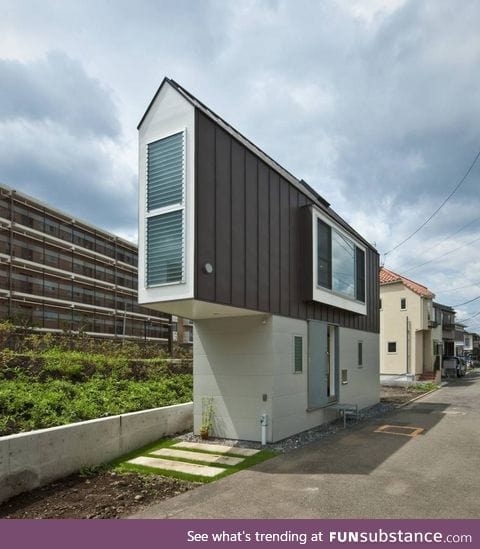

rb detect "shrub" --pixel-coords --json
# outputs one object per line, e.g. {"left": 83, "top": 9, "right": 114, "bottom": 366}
{"left": 0, "top": 374, "right": 193, "bottom": 435}
{"left": 0, "top": 329, "right": 193, "bottom": 436}
{"left": 0, "top": 321, "right": 15, "bottom": 349}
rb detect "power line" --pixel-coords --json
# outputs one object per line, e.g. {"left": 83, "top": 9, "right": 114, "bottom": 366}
{"left": 412, "top": 215, "right": 480, "bottom": 260}
{"left": 438, "top": 280, "right": 480, "bottom": 293}
{"left": 453, "top": 295, "right": 480, "bottom": 307}
{"left": 457, "top": 310, "right": 480, "bottom": 323}
{"left": 395, "top": 215, "right": 480, "bottom": 275}
{"left": 383, "top": 147, "right": 480, "bottom": 258}
{"left": 402, "top": 233, "right": 480, "bottom": 274}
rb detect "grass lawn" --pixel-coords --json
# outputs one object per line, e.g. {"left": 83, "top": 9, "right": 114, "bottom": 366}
{"left": 113, "top": 438, "right": 278, "bottom": 483}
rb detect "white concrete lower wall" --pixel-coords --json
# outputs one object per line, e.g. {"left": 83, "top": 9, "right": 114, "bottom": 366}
{"left": 271, "top": 316, "right": 331, "bottom": 441}
{"left": 194, "top": 315, "right": 274, "bottom": 442}
{"left": 194, "top": 315, "right": 379, "bottom": 443}
{"left": 0, "top": 402, "right": 193, "bottom": 504}
{"left": 337, "top": 327, "right": 380, "bottom": 409}
{"left": 271, "top": 321, "right": 379, "bottom": 441}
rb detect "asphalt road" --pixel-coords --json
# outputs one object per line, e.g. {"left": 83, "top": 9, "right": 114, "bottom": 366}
{"left": 132, "top": 372, "right": 480, "bottom": 518}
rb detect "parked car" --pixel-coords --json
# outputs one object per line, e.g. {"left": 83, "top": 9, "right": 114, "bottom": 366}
{"left": 443, "top": 356, "right": 467, "bottom": 377}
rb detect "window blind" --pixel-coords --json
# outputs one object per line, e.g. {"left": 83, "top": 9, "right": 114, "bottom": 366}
{"left": 146, "top": 210, "right": 184, "bottom": 285}
{"left": 146, "top": 131, "right": 185, "bottom": 286}
{"left": 147, "top": 132, "right": 184, "bottom": 211}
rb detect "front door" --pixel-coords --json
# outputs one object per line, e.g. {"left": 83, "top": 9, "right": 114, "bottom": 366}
{"left": 308, "top": 320, "right": 339, "bottom": 408}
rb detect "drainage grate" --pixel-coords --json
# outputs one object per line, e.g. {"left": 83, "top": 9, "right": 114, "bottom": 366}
{"left": 374, "top": 424, "right": 424, "bottom": 437}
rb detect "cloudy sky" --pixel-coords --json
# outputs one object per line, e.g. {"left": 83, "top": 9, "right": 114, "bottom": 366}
{"left": 1, "top": 0, "right": 480, "bottom": 327}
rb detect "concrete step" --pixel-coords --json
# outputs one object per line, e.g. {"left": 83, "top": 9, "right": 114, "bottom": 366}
{"left": 127, "top": 456, "right": 226, "bottom": 477}
{"left": 151, "top": 448, "right": 244, "bottom": 466}
{"left": 173, "top": 441, "right": 260, "bottom": 457}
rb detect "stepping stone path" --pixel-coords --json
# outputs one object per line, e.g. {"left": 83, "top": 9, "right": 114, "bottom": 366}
{"left": 151, "top": 448, "right": 244, "bottom": 466}
{"left": 126, "top": 441, "right": 260, "bottom": 480}
{"left": 173, "top": 442, "right": 260, "bottom": 457}
{"left": 128, "top": 456, "right": 226, "bottom": 477}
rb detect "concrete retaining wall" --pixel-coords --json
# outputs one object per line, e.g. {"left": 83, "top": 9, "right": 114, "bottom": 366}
{"left": 0, "top": 402, "right": 193, "bottom": 504}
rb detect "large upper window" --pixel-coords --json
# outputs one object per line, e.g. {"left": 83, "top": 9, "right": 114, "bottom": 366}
{"left": 145, "top": 131, "right": 185, "bottom": 287}
{"left": 317, "top": 218, "right": 365, "bottom": 303}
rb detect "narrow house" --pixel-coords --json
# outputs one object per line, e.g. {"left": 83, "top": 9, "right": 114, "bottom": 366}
{"left": 137, "top": 78, "right": 380, "bottom": 442}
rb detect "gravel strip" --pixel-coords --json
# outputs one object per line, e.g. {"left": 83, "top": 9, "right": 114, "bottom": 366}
{"left": 177, "top": 402, "right": 396, "bottom": 453}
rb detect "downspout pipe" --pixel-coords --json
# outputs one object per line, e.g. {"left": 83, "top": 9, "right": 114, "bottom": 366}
{"left": 406, "top": 316, "right": 410, "bottom": 376}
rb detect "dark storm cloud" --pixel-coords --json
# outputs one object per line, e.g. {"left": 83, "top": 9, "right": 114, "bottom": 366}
{"left": 0, "top": 119, "right": 137, "bottom": 237}
{"left": 0, "top": 52, "right": 121, "bottom": 138}
{"left": 0, "top": 51, "right": 134, "bottom": 236}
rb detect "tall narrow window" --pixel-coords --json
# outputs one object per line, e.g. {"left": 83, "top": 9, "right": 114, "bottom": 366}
{"left": 317, "top": 220, "right": 331, "bottom": 289}
{"left": 293, "top": 335, "right": 303, "bottom": 373}
{"left": 401, "top": 298, "right": 406, "bottom": 310}
{"left": 145, "top": 131, "right": 185, "bottom": 286}
{"left": 355, "top": 247, "right": 365, "bottom": 302}
{"left": 358, "top": 341, "right": 363, "bottom": 366}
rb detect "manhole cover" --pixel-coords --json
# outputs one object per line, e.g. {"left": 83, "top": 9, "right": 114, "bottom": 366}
{"left": 374, "top": 425, "right": 424, "bottom": 437}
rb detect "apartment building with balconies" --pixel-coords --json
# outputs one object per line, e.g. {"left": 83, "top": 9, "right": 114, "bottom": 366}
{"left": 0, "top": 184, "right": 170, "bottom": 341}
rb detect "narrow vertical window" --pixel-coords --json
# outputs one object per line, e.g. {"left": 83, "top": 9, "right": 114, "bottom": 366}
{"left": 401, "top": 298, "right": 406, "bottom": 310}
{"left": 358, "top": 341, "right": 363, "bottom": 367}
{"left": 293, "top": 335, "right": 303, "bottom": 373}
{"left": 317, "top": 220, "right": 332, "bottom": 289}
{"left": 145, "top": 131, "right": 185, "bottom": 286}
{"left": 355, "top": 247, "right": 365, "bottom": 302}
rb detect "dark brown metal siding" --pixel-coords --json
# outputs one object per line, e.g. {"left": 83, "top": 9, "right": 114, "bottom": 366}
{"left": 194, "top": 110, "right": 379, "bottom": 333}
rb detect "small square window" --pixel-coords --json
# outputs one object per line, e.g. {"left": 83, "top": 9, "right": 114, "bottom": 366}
{"left": 400, "top": 298, "right": 406, "bottom": 310}
{"left": 358, "top": 341, "right": 363, "bottom": 366}
{"left": 293, "top": 335, "right": 303, "bottom": 373}
{"left": 388, "top": 341, "right": 397, "bottom": 353}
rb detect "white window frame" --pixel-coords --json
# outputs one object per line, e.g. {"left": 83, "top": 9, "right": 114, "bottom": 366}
{"left": 312, "top": 207, "right": 367, "bottom": 315}
{"left": 145, "top": 129, "right": 186, "bottom": 288}
{"left": 387, "top": 341, "right": 397, "bottom": 354}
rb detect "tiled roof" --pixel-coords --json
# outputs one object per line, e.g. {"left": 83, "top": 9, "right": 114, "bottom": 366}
{"left": 380, "top": 267, "right": 435, "bottom": 298}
